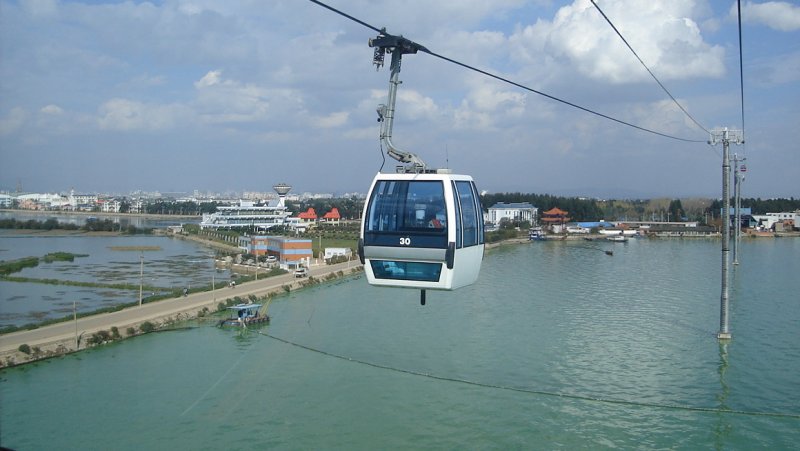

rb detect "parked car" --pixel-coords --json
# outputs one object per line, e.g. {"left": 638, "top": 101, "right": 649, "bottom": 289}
{"left": 294, "top": 267, "right": 308, "bottom": 278}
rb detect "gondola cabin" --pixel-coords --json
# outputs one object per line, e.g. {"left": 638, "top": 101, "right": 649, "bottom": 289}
{"left": 358, "top": 171, "right": 484, "bottom": 291}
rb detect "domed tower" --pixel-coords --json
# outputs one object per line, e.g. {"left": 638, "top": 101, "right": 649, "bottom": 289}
{"left": 273, "top": 183, "right": 291, "bottom": 208}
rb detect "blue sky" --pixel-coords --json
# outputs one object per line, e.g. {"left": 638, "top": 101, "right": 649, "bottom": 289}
{"left": 1, "top": 0, "right": 798, "bottom": 198}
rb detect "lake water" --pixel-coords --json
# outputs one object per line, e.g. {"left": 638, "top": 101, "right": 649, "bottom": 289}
{"left": 0, "top": 234, "right": 229, "bottom": 327}
{"left": 1, "top": 238, "right": 798, "bottom": 449}
{"left": 0, "top": 210, "right": 198, "bottom": 229}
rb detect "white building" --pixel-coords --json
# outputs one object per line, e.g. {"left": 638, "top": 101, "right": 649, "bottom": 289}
{"left": 487, "top": 202, "right": 538, "bottom": 226}
{"left": 324, "top": 247, "right": 352, "bottom": 260}
{"left": 751, "top": 211, "right": 800, "bottom": 231}
{"left": 0, "top": 193, "right": 14, "bottom": 208}
{"left": 100, "top": 199, "right": 121, "bottom": 213}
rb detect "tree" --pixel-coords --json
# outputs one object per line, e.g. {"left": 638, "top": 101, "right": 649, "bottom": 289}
{"left": 668, "top": 199, "right": 684, "bottom": 221}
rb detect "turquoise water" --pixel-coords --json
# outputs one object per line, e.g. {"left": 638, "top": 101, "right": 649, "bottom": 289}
{"left": 1, "top": 239, "right": 798, "bottom": 449}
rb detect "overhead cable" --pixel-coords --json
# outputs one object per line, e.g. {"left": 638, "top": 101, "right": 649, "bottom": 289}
{"left": 308, "top": 0, "right": 707, "bottom": 143}
{"left": 589, "top": 0, "right": 710, "bottom": 135}
{"left": 736, "top": 0, "right": 747, "bottom": 153}
{"left": 259, "top": 330, "right": 800, "bottom": 420}
{"left": 420, "top": 49, "right": 704, "bottom": 143}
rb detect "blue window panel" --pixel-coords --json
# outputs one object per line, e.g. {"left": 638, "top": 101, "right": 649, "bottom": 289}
{"left": 370, "top": 260, "right": 442, "bottom": 282}
{"left": 452, "top": 181, "right": 463, "bottom": 249}
{"left": 282, "top": 249, "right": 312, "bottom": 256}
{"left": 455, "top": 181, "right": 480, "bottom": 247}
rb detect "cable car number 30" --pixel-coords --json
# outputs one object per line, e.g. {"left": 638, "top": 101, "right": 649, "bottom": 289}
{"left": 399, "top": 237, "right": 411, "bottom": 246}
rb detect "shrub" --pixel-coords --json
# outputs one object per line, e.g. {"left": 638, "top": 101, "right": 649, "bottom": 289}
{"left": 126, "top": 327, "right": 136, "bottom": 336}
{"left": 217, "top": 302, "right": 226, "bottom": 312}
{"left": 282, "top": 284, "right": 291, "bottom": 293}
{"left": 89, "top": 330, "right": 112, "bottom": 345}
{"left": 18, "top": 344, "right": 31, "bottom": 354}
{"left": 111, "top": 326, "right": 121, "bottom": 339}
{"left": 140, "top": 321, "right": 155, "bottom": 333}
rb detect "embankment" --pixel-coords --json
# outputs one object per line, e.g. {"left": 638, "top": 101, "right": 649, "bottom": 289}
{"left": 0, "top": 260, "right": 363, "bottom": 368}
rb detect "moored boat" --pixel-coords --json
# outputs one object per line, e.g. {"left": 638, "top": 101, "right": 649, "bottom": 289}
{"left": 218, "top": 303, "right": 270, "bottom": 327}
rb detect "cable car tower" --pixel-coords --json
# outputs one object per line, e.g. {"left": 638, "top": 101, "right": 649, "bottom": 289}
{"left": 358, "top": 29, "right": 485, "bottom": 305}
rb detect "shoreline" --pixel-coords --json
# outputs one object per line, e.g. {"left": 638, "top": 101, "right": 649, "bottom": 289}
{"left": 4, "top": 230, "right": 796, "bottom": 368}
{"left": 0, "top": 232, "right": 528, "bottom": 368}
{"left": 0, "top": 208, "right": 198, "bottom": 221}
{"left": 0, "top": 259, "right": 364, "bottom": 368}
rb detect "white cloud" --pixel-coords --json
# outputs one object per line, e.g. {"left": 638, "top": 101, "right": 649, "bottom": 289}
{"left": 40, "top": 104, "right": 63, "bottom": 115}
{"left": 736, "top": 1, "right": 800, "bottom": 31}
{"left": 315, "top": 111, "right": 349, "bottom": 128}
{"left": 0, "top": 108, "right": 29, "bottom": 135}
{"left": 193, "top": 71, "right": 289, "bottom": 124}
{"left": 97, "top": 98, "right": 190, "bottom": 131}
{"left": 511, "top": 0, "right": 725, "bottom": 83}
{"left": 397, "top": 90, "right": 439, "bottom": 120}
{"left": 21, "top": 0, "right": 58, "bottom": 17}
{"left": 467, "top": 84, "right": 526, "bottom": 116}
{"left": 194, "top": 70, "right": 222, "bottom": 89}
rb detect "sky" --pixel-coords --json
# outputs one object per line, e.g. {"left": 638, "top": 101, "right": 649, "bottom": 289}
{"left": 1, "top": 0, "right": 798, "bottom": 199}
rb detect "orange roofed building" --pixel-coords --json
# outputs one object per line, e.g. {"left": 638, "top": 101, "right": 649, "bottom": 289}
{"left": 298, "top": 208, "right": 317, "bottom": 223}
{"left": 541, "top": 207, "right": 570, "bottom": 233}
{"left": 322, "top": 208, "right": 341, "bottom": 224}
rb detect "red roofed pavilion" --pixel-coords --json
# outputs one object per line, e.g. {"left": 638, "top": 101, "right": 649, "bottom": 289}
{"left": 323, "top": 208, "right": 341, "bottom": 223}
{"left": 298, "top": 208, "right": 317, "bottom": 222}
{"left": 541, "top": 207, "right": 570, "bottom": 231}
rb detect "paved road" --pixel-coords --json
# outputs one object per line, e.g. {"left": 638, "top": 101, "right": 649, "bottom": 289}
{"left": 0, "top": 261, "right": 362, "bottom": 357}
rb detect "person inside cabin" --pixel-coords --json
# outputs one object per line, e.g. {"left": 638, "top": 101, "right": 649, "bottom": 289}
{"left": 428, "top": 215, "right": 443, "bottom": 228}
{"left": 427, "top": 205, "right": 446, "bottom": 229}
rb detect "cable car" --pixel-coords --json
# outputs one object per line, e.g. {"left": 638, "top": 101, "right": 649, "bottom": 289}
{"left": 358, "top": 171, "right": 484, "bottom": 293}
{"left": 356, "top": 30, "right": 485, "bottom": 303}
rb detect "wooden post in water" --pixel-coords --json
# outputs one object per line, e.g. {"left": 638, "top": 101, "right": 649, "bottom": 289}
{"left": 74, "top": 300, "right": 78, "bottom": 349}
{"left": 139, "top": 252, "right": 144, "bottom": 306}
{"left": 211, "top": 254, "right": 216, "bottom": 303}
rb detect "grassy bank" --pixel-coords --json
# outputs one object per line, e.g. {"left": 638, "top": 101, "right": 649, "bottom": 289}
{"left": 0, "top": 252, "right": 89, "bottom": 275}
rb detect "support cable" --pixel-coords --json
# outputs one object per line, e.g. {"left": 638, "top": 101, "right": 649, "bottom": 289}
{"left": 307, "top": 0, "right": 707, "bottom": 144}
{"left": 420, "top": 49, "right": 705, "bottom": 143}
{"left": 257, "top": 330, "right": 800, "bottom": 420}
{"left": 589, "top": 0, "right": 710, "bottom": 135}
{"left": 737, "top": 0, "right": 747, "bottom": 154}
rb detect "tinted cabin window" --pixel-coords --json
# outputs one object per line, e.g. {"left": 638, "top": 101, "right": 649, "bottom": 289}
{"left": 455, "top": 181, "right": 482, "bottom": 247}
{"left": 370, "top": 260, "right": 442, "bottom": 282}
{"left": 365, "top": 180, "right": 447, "bottom": 248}
{"left": 453, "top": 182, "right": 463, "bottom": 249}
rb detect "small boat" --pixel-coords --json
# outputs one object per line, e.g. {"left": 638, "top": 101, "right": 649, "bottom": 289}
{"left": 529, "top": 230, "right": 545, "bottom": 241}
{"left": 218, "top": 303, "right": 270, "bottom": 327}
{"left": 606, "top": 235, "right": 628, "bottom": 242}
{"left": 599, "top": 229, "right": 638, "bottom": 237}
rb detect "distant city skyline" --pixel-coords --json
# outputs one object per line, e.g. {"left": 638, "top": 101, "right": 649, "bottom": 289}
{"left": 2, "top": 1, "right": 799, "bottom": 199}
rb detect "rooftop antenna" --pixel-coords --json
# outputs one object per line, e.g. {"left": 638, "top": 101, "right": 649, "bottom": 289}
{"left": 370, "top": 29, "right": 442, "bottom": 174}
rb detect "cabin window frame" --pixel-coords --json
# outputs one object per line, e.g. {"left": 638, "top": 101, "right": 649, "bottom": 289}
{"left": 364, "top": 180, "right": 448, "bottom": 249}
